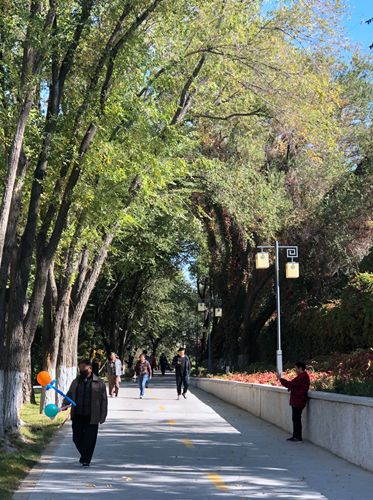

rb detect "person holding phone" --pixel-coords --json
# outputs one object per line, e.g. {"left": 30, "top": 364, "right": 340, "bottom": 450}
{"left": 278, "top": 361, "right": 310, "bottom": 442}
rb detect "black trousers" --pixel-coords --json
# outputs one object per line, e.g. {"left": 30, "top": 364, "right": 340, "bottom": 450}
{"left": 176, "top": 375, "right": 189, "bottom": 395}
{"left": 292, "top": 406, "right": 304, "bottom": 440}
{"left": 72, "top": 415, "right": 98, "bottom": 464}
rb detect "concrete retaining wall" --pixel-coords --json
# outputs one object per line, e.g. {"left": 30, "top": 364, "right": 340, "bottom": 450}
{"left": 191, "top": 377, "right": 373, "bottom": 472}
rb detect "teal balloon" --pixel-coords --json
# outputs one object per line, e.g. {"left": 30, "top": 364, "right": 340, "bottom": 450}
{"left": 44, "top": 404, "right": 59, "bottom": 419}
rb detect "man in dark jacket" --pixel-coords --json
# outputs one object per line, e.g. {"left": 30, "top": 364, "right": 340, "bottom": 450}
{"left": 62, "top": 359, "right": 108, "bottom": 466}
{"left": 279, "top": 361, "right": 310, "bottom": 442}
{"left": 172, "top": 347, "right": 191, "bottom": 400}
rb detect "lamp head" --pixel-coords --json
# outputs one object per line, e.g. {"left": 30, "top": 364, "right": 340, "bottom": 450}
{"left": 255, "top": 252, "right": 270, "bottom": 269}
{"left": 286, "top": 261, "right": 299, "bottom": 279}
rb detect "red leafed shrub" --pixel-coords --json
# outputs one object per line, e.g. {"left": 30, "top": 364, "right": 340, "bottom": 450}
{"left": 212, "top": 349, "right": 373, "bottom": 396}
{"left": 215, "top": 369, "right": 331, "bottom": 388}
{"left": 219, "top": 371, "right": 280, "bottom": 385}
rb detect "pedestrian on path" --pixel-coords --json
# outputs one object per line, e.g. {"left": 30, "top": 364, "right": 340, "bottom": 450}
{"left": 62, "top": 359, "right": 107, "bottom": 466}
{"left": 135, "top": 354, "right": 152, "bottom": 399}
{"left": 142, "top": 350, "right": 151, "bottom": 387}
{"left": 150, "top": 352, "right": 157, "bottom": 374}
{"left": 173, "top": 347, "right": 191, "bottom": 400}
{"left": 128, "top": 352, "right": 135, "bottom": 370}
{"left": 278, "top": 361, "right": 310, "bottom": 442}
{"left": 107, "top": 352, "right": 122, "bottom": 397}
{"left": 160, "top": 353, "right": 169, "bottom": 375}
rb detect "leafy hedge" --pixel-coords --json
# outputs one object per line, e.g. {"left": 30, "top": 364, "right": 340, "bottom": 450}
{"left": 259, "top": 273, "right": 373, "bottom": 361}
{"left": 211, "top": 349, "right": 373, "bottom": 397}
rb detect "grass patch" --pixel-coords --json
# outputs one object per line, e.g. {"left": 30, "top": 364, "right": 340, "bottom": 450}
{"left": 0, "top": 394, "right": 67, "bottom": 499}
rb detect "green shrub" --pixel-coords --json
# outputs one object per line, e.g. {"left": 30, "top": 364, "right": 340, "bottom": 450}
{"left": 312, "top": 377, "right": 373, "bottom": 397}
{"left": 278, "top": 273, "right": 373, "bottom": 360}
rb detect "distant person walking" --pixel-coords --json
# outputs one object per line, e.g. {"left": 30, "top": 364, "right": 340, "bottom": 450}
{"left": 135, "top": 354, "right": 152, "bottom": 399}
{"left": 150, "top": 352, "right": 157, "bottom": 374}
{"left": 128, "top": 352, "right": 135, "bottom": 370}
{"left": 279, "top": 361, "right": 310, "bottom": 442}
{"left": 173, "top": 347, "right": 191, "bottom": 400}
{"left": 142, "top": 350, "right": 151, "bottom": 363}
{"left": 142, "top": 350, "right": 151, "bottom": 387}
{"left": 62, "top": 359, "right": 107, "bottom": 467}
{"left": 107, "top": 352, "right": 122, "bottom": 397}
{"left": 160, "top": 353, "right": 169, "bottom": 376}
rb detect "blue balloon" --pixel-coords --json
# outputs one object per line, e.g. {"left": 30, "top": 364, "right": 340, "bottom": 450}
{"left": 44, "top": 403, "right": 59, "bottom": 419}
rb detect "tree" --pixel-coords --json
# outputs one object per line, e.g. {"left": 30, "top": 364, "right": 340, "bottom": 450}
{"left": 0, "top": 0, "right": 357, "bottom": 435}
{"left": 0, "top": 0, "right": 170, "bottom": 434}
{"left": 191, "top": 56, "right": 373, "bottom": 367}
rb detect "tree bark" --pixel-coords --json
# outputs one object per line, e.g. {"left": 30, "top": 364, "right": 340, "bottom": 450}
{"left": 0, "top": 3, "right": 56, "bottom": 269}
{"left": 22, "top": 350, "right": 33, "bottom": 405}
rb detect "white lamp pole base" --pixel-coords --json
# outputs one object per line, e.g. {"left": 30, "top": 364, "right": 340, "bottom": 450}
{"left": 277, "top": 349, "right": 283, "bottom": 377}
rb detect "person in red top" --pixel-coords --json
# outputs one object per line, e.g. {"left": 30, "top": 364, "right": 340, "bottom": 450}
{"left": 278, "top": 361, "right": 310, "bottom": 442}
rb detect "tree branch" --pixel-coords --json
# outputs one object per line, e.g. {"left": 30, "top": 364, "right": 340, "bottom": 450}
{"left": 170, "top": 54, "right": 206, "bottom": 125}
{"left": 193, "top": 108, "right": 267, "bottom": 121}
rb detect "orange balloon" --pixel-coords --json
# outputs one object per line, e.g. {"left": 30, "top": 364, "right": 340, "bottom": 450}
{"left": 37, "top": 371, "right": 52, "bottom": 387}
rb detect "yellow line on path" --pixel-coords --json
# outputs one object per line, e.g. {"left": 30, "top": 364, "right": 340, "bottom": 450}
{"left": 181, "top": 438, "right": 194, "bottom": 448}
{"left": 207, "top": 473, "right": 228, "bottom": 491}
{"left": 159, "top": 405, "right": 166, "bottom": 411}
{"left": 167, "top": 419, "right": 177, "bottom": 425}
{"left": 152, "top": 396, "right": 158, "bottom": 400}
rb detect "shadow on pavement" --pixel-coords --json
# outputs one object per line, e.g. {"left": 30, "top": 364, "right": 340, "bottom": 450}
{"left": 15, "top": 375, "right": 373, "bottom": 500}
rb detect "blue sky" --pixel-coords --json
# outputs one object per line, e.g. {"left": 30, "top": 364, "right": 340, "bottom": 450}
{"left": 345, "top": 0, "right": 372, "bottom": 53}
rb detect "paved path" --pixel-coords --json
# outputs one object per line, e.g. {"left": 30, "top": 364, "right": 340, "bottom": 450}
{"left": 15, "top": 375, "right": 373, "bottom": 499}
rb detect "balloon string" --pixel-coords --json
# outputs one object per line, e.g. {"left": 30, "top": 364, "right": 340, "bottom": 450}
{"left": 43, "top": 377, "right": 77, "bottom": 406}
{"left": 52, "top": 387, "right": 77, "bottom": 406}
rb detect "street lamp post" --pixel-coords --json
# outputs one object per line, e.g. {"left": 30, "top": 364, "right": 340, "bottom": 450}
{"left": 255, "top": 241, "right": 299, "bottom": 376}
{"left": 197, "top": 298, "right": 222, "bottom": 373}
{"left": 207, "top": 301, "right": 222, "bottom": 372}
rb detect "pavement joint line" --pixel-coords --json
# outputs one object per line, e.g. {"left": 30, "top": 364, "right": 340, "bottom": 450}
{"left": 207, "top": 473, "right": 229, "bottom": 491}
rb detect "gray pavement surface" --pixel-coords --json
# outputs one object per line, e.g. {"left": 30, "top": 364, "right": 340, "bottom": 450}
{"left": 14, "top": 375, "right": 373, "bottom": 499}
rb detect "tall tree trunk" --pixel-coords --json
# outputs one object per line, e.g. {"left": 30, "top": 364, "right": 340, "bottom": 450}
{"left": 56, "top": 303, "right": 79, "bottom": 403}
{"left": 3, "top": 322, "right": 28, "bottom": 433}
{"left": 40, "top": 265, "right": 62, "bottom": 410}
{"left": 0, "top": 152, "right": 28, "bottom": 434}
{"left": 0, "top": 2, "right": 56, "bottom": 269}
{"left": 22, "top": 350, "right": 33, "bottom": 405}
{"left": 55, "top": 232, "right": 115, "bottom": 400}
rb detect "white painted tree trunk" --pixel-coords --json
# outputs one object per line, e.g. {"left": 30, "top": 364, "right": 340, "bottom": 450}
{"left": 3, "top": 370, "right": 23, "bottom": 433}
{"left": 56, "top": 319, "right": 79, "bottom": 405}
{"left": 56, "top": 365, "right": 77, "bottom": 406}
{"left": 39, "top": 368, "right": 57, "bottom": 412}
